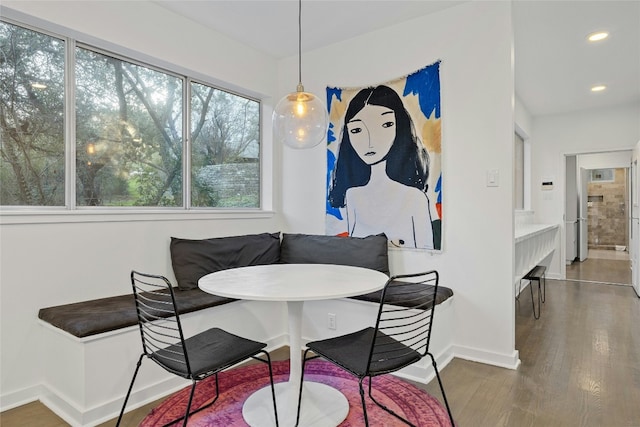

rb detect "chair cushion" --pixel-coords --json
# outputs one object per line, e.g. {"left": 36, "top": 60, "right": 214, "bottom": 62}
{"left": 38, "top": 289, "right": 235, "bottom": 338}
{"left": 279, "top": 233, "right": 389, "bottom": 275}
{"left": 170, "top": 232, "right": 281, "bottom": 290}
{"left": 306, "top": 327, "right": 420, "bottom": 377}
{"left": 154, "top": 327, "right": 267, "bottom": 379}
{"left": 349, "top": 280, "right": 453, "bottom": 308}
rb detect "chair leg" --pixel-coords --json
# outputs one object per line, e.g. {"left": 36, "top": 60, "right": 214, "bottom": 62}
{"left": 116, "top": 354, "right": 144, "bottom": 427}
{"left": 428, "top": 353, "right": 455, "bottom": 427}
{"left": 296, "top": 349, "right": 313, "bottom": 427}
{"left": 359, "top": 377, "right": 370, "bottom": 427}
{"left": 160, "top": 376, "right": 220, "bottom": 427}
{"left": 262, "top": 351, "right": 280, "bottom": 427}
{"left": 541, "top": 273, "right": 546, "bottom": 303}
{"left": 157, "top": 381, "right": 197, "bottom": 427}
{"left": 182, "top": 381, "right": 197, "bottom": 427}
{"left": 367, "top": 376, "right": 415, "bottom": 426}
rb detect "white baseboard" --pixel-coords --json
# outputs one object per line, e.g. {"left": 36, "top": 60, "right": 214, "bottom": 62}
{"left": 20, "top": 336, "right": 288, "bottom": 427}
{"left": 452, "top": 344, "right": 521, "bottom": 370}
{"left": 547, "top": 272, "right": 561, "bottom": 280}
{"left": 0, "top": 384, "right": 42, "bottom": 413}
{"left": 392, "top": 344, "right": 456, "bottom": 385}
{"left": 39, "top": 375, "right": 189, "bottom": 427}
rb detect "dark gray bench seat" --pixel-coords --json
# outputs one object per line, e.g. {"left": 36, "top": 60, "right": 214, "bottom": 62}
{"left": 38, "top": 289, "right": 235, "bottom": 338}
{"left": 38, "top": 283, "right": 453, "bottom": 339}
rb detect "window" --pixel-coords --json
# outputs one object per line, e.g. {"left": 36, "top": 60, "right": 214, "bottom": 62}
{"left": 75, "top": 47, "right": 184, "bottom": 207}
{"left": 190, "top": 82, "right": 260, "bottom": 208}
{"left": 0, "top": 22, "right": 65, "bottom": 206}
{"left": 1, "top": 20, "right": 261, "bottom": 210}
{"left": 590, "top": 168, "right": 614, "bottom": 183}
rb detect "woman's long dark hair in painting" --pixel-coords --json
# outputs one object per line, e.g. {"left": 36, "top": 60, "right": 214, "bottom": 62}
{"left": 328, "top": 85, "right": 430, "bottom": 208}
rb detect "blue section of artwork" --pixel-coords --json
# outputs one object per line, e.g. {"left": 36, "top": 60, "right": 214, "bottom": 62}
{"left": 327, "top": 87, "right": 342, "bottom": 106}
{"left": 327, "top": 122, "right": 336, "bottom": 144}
{"left": 326, "top": 87, "right": 343, "bottom": 145}
{"left": 326, "top": 149, "right": 342, "bottom": 219}
{"left": 403, "top": 61, "right": 441, "bottom": 119}
{"left": 435, "top": 173, "right": 442, "bottom": 204}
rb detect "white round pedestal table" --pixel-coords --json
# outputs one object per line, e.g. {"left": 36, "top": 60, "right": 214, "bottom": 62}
{"left": 199, "top": 263, "right": 388, "bottom": 427}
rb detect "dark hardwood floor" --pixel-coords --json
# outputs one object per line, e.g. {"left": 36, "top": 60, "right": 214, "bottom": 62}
{"left": 566, "top": 249, "right": 631, "bottom": 285}
{"left": 3, "top": 277, "right": 639, "bottom": 426}
{"left": 432, "top": 278, "right": 640, "bottom": 427}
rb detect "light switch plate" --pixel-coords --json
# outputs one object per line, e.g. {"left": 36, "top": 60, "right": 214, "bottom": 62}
{"left": 487, "top": 169, "right": 499, "bottom": 187}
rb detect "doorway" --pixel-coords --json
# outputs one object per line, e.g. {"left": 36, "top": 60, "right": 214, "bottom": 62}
{"left": 565, "top": 153, "right": 632, "bottom": 285}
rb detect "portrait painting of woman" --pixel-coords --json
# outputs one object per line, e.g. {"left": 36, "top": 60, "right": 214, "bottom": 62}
{"left": 325, "top": 62, "right": 442, "bottom": 250}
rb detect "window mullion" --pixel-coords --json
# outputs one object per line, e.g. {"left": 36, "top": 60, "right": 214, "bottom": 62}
{"left": 184, "top": 77, "right": 191, "bottom": 209}
{"left": 66, "top": 37, "right": 77, "bottom": 210}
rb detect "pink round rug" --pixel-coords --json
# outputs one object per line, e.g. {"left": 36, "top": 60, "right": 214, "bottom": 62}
{"left": 141, "top": 359, "right": 452, "bottom": 426}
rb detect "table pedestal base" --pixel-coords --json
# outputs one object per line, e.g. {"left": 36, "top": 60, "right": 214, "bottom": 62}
{"left": 243, "top": 381, "right": 349, "bottom": 427}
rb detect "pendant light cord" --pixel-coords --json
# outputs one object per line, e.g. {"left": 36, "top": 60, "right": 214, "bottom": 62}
{"left": 298, "top": 0, "right": 303, "bottom": 89}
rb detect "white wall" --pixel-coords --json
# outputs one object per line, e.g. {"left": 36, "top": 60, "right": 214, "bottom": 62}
{"left": 279, "top": 1, "right": 518, "bottom": 367}
{"left": 0, "top": 1, "right": 283, "bottom": 411}
{"left": 530, "top": 103, "right": 640, "bottom": 278}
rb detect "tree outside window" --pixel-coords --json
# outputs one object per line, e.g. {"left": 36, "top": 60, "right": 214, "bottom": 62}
{"left": 0, "top": 22, "right": 65, "bottom": 206}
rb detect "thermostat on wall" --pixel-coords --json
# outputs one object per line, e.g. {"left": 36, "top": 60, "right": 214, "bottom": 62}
{"left": 541, "top": 181, "right": 554, "bottom": 190}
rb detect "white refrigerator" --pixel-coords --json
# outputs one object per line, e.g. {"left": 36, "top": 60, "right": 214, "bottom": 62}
{"left": 630, "top": 140, "right": 640, "bottom": 297}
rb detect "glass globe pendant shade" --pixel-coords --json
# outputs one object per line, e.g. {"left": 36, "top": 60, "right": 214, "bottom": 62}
{"left": 273, "top": 85, "right": 329, "bottom": 149}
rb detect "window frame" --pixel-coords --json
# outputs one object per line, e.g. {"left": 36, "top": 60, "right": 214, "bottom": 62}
{"left": 0, "top": 14, "right": 271, "bottom": 223}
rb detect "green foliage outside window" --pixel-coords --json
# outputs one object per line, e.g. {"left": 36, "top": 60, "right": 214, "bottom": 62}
{"left": 0, "top": 22, "right": 65, "bottom": 206}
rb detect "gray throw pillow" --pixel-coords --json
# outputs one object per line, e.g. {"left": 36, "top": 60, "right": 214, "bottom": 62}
{"left": 280, "top": 233, "right": 389, "bottom": 275}
{"left": 170, "top": 232, "right": 281, "bottom": 290}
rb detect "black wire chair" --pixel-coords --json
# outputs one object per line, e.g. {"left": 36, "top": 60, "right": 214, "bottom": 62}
{"left": 296, "top": 270, "right": 454, "bottom": 427}
{"left": 116, "top": 271, "right": 279, "bottom": 427}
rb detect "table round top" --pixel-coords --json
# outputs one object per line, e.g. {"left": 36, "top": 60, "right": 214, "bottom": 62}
{"left": 198, "top": 263, "right": 389, "bottom": 302}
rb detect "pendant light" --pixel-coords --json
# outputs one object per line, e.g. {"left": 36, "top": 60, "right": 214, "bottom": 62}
{"left": 273, "top": 0, "right": 328, "bottom": 149}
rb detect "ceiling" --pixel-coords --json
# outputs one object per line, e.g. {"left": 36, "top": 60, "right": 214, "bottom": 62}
{"left": 155, "top": 0, "right": 640, "bottom": 117}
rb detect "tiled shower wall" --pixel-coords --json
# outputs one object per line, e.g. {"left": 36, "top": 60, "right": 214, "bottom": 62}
{"left": 587, "top": 168, "right": 628, "bottom": 249}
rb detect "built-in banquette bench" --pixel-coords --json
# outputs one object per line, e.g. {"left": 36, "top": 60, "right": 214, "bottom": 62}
{"left": 39, "top": 232, "right": 453, "bottom": 338}
{"left": 37, "top": 232, "right": 453, "bottom": 426}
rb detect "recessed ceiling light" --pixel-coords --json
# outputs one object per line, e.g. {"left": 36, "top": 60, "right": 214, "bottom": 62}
{"left": 587, "top": 31, "right": 609, "bottom": 42}
{"left": 591, "top": 85, "right": 607, "bottom": 92}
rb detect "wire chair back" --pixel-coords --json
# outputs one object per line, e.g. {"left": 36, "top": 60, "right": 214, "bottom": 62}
{"left": 130, "top": 271, "right": 192, "bottom": 378}
{"left": 367, "top": 270, "right": 440, "bottom": 376}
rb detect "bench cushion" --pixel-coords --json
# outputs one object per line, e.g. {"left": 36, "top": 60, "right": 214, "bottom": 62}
{"left": 349, "top": 280, "right": 453, "bottom": 308}
{"left": 38, "top": 289, "right": 235, "bottom": 338}
{"left": 280, "top": 233, "right": 389, "bottom": 275}
{"left": 170, "top": 232, "right": 281, "bottom": 290}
